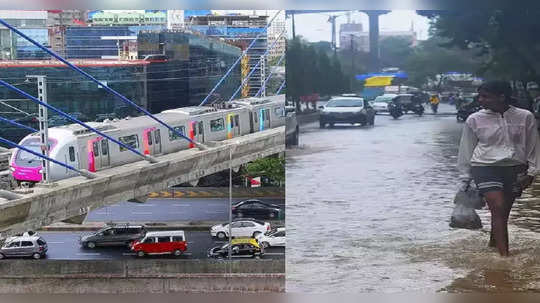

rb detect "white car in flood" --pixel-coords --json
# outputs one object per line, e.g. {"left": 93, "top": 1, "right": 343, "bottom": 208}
{"left": 256, "top": 227, "right": 285, "bottom": 248}
{"left": 210, "top": 219, "right": 271, "bottom": 240}
{"left": 372, "top": 94, "right": 397, "bottom": 113}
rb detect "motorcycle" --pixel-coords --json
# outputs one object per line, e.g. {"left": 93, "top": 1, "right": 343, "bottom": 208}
{"left": 456, "top": 104, "right": 481, "bottom": 122}
{"left": 431, "top": 103, "right": 439, "bottom": 114}
{"left": 388, "top": 101, "right": 404, "bottom": 119}
{"left": 409, "top": 103, "right": 424, "bottom": 116}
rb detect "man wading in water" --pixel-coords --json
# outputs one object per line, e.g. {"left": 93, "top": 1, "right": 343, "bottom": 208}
{"left": 457, "top": 81, "right": 540, "bottom": 256}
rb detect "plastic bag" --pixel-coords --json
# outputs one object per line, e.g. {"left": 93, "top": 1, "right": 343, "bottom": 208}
{"left": 453, "top": 186, "right": 485, "bottom": 210}
{"left": 449, "top": 204, "right": 482, "bottom": 230}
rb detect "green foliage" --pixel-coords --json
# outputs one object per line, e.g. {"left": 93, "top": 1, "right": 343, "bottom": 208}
{"left": 286, "top": 37, "right": 348, "bottom": 99}
{"left": 404, "top": 36, "right": 483, "bottom": 88}
{"left": 379, "top": 36, "right": 414, "bottom": 68}
{"left": 243, "top": 156, "right": 285, "bottom": 187}
{"left": 417, "top": 10, "right": 540, "bottom": 84}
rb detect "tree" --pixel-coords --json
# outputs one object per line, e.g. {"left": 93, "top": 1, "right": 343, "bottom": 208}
{"left": 286, "top": 36, "right": 348, "bottom": 105}
{"left": 417, "top": 9, "right": 540, "bottom": 106}
{"left": 379, "top": 36, "right": 414, "bottom": 69}
{"left": 404, "top": 36, "right": 482, "bottom": 88}
{"left": 243, "top": 156, "right": 285, "bottom": 187}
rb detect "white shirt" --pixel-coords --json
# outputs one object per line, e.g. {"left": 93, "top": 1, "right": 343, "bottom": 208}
{"left": 457, "top": 105, "right": 540, "bottom": 182}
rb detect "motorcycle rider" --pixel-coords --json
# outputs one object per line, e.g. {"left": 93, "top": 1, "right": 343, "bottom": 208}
{"left": 429, "top": 93, "right": 440, "bottom": 114}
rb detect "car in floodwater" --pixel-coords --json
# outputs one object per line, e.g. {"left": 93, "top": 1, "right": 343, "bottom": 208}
{"left": 319, "top": 96, "right": 376, "bottom": 128}
{"left": 371, "top": 94, "right": 397, "bottom": 113}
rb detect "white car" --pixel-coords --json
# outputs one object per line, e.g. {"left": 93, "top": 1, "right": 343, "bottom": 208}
{"left": 371, "top": 94, "right": 397, "bottom": 113}
{"left": 256, "top": 227, "right": 285, "bottom": 248}
{"left": 210, "top": 219, "right": 271, "bottom": 240}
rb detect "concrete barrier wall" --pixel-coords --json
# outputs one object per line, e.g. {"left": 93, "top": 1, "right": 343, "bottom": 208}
{"left": 0, "top": 260, "right": 285, "bottom": 293}
{"left": 0, "top": 127, "right": 284, "bottom": 236}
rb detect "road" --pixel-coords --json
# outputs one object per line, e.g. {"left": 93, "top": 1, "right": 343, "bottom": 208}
{"left": 287, "top": 103, "right": 540, "bottom": 292}
{"left": 35, "top": 231, "right": 284, "bottom": 260}
{"left": 85, "top": 198, "right": 285, "bottom": 222}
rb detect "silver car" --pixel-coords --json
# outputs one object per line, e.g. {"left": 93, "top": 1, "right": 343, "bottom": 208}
{"left": 0, "top": 235, "right": 48, "bottom": 259}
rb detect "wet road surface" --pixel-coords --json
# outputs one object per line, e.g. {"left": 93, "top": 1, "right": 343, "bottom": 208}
{"left": 286, "top": 104, "right": 540, "bottom": 293}
{"left": 25, "top": 231, "right": 285, "bottom": 260}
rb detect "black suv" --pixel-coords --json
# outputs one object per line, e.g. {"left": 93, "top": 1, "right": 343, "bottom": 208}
{"left": 80, "top": 224, "right": 146, "bottom": 248}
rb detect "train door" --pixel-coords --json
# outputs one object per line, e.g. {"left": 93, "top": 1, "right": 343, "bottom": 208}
{"left": 249, "top": 112, "right": 254, "bottom": 133}
{"left": 143, "top": 127, "right": 162, "bottom": 155}
{"left": 227, "top": 114, "right": 241, "bottom": 139}
{"left": 88, "top": 137, "right": 110, "bottom": 172}
{"left": 189, "top": 121, "right": 205, "bottom": 148}
{"left": 259, "top": 108, "right": 271, "bottom": 131}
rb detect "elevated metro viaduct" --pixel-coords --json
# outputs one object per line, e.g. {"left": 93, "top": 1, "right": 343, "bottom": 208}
{"left": 0, "top": 126, "right": 284, "bottom": 238}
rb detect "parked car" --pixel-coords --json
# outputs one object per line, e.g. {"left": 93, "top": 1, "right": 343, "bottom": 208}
{"left": 256, "top": 227, "right": 285, "bottom": 248}
{"left": 80, "top": 223, "right": 146, "bottom": 248}
{"left": 0, "top": 235, "right": 47, "bottom": 259}
{"left": 319, "top": 96, "right": 376, "bottom": 128}
{"left": 207, "top": 238, "right": 263, "bottom": 259}
{"left": 232, "top": 199, "right": 281, "bottom": 219}
{"left": 130, "top": 230, "right": 187, "bottom": 257}
{"left": 371, "top": 94, "right": 397, "bottom": 113}
{"left": 210, "top": 220, "right": 270, "bottom": 240}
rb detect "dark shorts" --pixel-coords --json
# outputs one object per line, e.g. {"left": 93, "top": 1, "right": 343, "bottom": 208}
{"left": 471, "top": 165, "right": 528, "bottom": 197}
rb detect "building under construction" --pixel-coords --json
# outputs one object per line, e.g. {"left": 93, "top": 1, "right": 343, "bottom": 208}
{"left": 186, "top": 14, "right": 268, "bottom": 97}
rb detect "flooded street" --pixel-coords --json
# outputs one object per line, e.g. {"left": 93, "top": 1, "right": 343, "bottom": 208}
{"left": 286, "top": 104, "right": 540, "bottom": 293}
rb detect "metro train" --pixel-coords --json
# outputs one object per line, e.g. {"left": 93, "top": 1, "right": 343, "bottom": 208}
{"left": 10, "top": 95, "right": 287, "bottom": 184}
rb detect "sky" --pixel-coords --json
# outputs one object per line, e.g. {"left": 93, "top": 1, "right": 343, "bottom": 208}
{"left": 288, "top": 10, "right": 431, "bottom": 46}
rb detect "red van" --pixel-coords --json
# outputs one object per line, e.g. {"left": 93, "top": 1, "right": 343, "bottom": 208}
{"left": 130, "top": 230, "right": 187, "bottom": 257}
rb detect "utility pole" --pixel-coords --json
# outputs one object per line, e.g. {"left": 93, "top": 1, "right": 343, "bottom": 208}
{"left": 350, "top": 34, "right": 355, "bottom": 92}
{"left": 291, "top": 13, "right": 295, "bottom": 39}
{"left": 260, "top": 55, "right": 266, "bottom": 97}
{"left": 26, "top": 75, "right": 50, "bottom": 184}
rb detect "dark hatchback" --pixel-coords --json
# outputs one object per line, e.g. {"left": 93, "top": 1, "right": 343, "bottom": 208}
{"left": 232, "top": 199, "right": 281, "bottom": 219}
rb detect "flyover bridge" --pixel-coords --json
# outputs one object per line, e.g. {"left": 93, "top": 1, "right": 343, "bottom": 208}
{"left": 0, "top": 126, "right": 284, "bottom": 237}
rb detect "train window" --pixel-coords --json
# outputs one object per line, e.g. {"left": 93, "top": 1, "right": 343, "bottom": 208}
{"left": 119, "top": 135, "right": 139, "bottom": 152}
{"left": 234, "top": 115, "right": 240, "bottom": 127}
{"left": 210, "top": 118, "right": 225, "bottom": 132}
{"left": 155, "top": 129, "right": 161, "bottom": 144}
{"left": 229, "top": 117, "right": 234, "bottom": 128}
{"left": 148, "top": 131, "right": 153, "bottom": 146}
{"left": 274, "top": 107, "right": 285, "bottom": 117}
{"left": 168, "top": 126, "right": 185, "bottom": 141}
{"left": 69, "top": 146, "right": 75, "bottom": 162}
{"left": 265, "top": 109, "right": 270, "bottom": 120}
{"left": 254, "top": 113, "right": 258, "bottom": 123}
{"left": 101, "top": 140, "right": 108, "bottom": 156}
{"left": 93, "top": 142, "right": 100, "bottom": 157}
{"left": 198, "top": 122, "right": 204, "bottom": 135}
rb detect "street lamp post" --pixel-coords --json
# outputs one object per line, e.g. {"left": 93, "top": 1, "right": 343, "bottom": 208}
{"left": 26, "top": 75, "right": 50, "bottom": 184}
{"left": 228, "top": 144, "right": 233, "bottom": 261}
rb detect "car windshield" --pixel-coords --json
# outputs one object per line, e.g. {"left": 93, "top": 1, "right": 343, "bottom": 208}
{"left": 374, "top": 96, "right": 394, "bottom": 103}
{"left": 326, "top": 99, "right": 363, "bottom": 107}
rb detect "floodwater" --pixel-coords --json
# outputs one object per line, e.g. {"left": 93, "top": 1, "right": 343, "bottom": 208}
{"left": 286, "top": 104, "right": 540, "bottom": 293}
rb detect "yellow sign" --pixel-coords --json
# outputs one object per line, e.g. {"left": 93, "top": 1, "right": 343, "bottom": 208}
{"left": 364, "top": 76, "right": 394, "bottom": 87}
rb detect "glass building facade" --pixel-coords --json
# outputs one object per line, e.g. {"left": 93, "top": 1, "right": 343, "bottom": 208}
{"left": 139, "top": 30, "right": 242, "bottom": 113}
